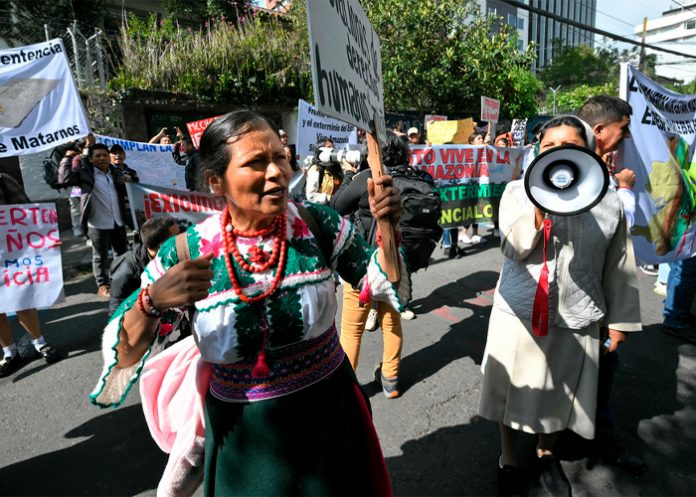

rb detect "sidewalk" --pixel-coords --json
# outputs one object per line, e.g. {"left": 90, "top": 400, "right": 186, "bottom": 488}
{"left": 59, "top": 230, "right": 93, "bottom": 281}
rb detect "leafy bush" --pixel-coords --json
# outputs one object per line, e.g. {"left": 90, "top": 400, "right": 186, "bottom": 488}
{"left": 110, "top": 12, "right": 311, "bottom": 105}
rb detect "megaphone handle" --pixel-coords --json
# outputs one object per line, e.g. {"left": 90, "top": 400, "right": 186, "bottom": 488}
{"left": 531, "top": 217, "right": 553, "bottom": 337}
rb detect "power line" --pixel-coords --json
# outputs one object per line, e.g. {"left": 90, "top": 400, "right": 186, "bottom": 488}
{"left": 669, "top": 0, "right": 696, "bottom": 18}
{"left": 501, "top": 0, "right": 696, "bottom": 60}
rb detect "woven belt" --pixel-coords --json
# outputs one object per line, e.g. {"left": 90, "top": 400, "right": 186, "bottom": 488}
{"left": 209, "top": 325, "right": 345, "bottom": 402}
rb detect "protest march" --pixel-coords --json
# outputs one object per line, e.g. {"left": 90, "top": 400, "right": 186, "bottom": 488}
{"left": 1, "top": 2, "right": 696, "bottom": 497}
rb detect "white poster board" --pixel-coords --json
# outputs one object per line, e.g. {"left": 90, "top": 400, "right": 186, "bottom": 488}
{"left": 480, "top": 96, "right": 500, "bottom": 123}
{"left": 95, "top": 135, "right": 186, "bottom": 189}
{"left": 306, "top": 0, "right": 386, "bottom": 142}
{"left": 511, "top": 118, "right": 528, "bottom": 147}
{"left": 0, "top": 203, "right": 64, "bottom": 312}
{"left": 0, "top": 39, "right": 89, "bottom": 157}
{"left": 295, "top": 99, "right": 357, "bottom": 158}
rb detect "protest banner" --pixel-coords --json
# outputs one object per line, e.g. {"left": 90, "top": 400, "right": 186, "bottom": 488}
{"left": 306, "top": 0, "right": 386, "bottom": 142}
{"left": 424, "top": 114, "right": 447, "bottom": 130}
{"left": 427, "top": 119, "right": 475, "bottom": 145}
{"left": 295, "top": 99, "right": 357, "bottom": 158}
{"left": 186, "top": 115, "right": 222, "bottom": 148}
{"left": 0, "top": 39, "right": 89, "bottom": 158}
{"left": 126, "top": 182, "right": 225, "bottom": 231}
{"left": 480, "top": 96, "right": 500, "bottom": 123}
{"left": 0, "top": 203, "right": 64, "bottom": 312}
{"left": 409, "top": 145, "right": 524, "bottom": 228}
{"left": 620, "top": 65, "right": 696, "bottom": 264}
{"left": 95, "top": 135, "right": 186, "bottom": 189}
{"left": 511, "top": 118, "right": 528, "bottom": 147}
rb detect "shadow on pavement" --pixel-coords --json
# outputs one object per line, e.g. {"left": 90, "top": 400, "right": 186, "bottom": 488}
{"left": 0, "top": 404, "right": 166, "bottom": 496}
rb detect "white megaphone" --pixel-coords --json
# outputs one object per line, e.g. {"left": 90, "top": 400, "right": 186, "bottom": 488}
{"left": 524, "top": 144, "right": 609, "bottom": 216}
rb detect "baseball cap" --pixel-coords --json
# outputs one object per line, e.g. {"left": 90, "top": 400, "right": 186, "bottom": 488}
{"left": 407, "top": 127, "right": 419, "bottom": 136}
{"left": 279, "top": 129, "right": 287, "bottom": 136}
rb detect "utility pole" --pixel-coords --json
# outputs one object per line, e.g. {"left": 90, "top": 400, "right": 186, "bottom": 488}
{"left": 639, "top": 17, "right": 648, "bottom": 72}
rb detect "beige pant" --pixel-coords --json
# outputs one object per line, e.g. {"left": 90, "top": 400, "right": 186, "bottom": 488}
{"left": 339, "top": 283, "right": 403, "bottom": 378}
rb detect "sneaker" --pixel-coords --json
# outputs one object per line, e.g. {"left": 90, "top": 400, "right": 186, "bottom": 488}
{"left": 365, "top": 308, "right": 379, "bottom": 332}
{"left": 497, "top": 462, "right": 520, "bottom": 497}
{"left": 97, "top": 285, "right": 111, "bottom": 297}
{"left": 470, "top": 234, "right": 483, "bottom": 244}
{"left": 536, "top": 454, "right": 572, "bottom": 497}
{"left": 86, "top": 239, "right": 92, "bottom": 247}
{"left": 639, "top": 265, "right": 658, "bottom": 276}
{"left": 401, "top": 309, "right": 415, "bottom": 320}
{"left": 0, "top": 354, "right": 22, "bottom": 378}
{"left": 459, "top": 233, "right": 472, "bottom": 245}
{"left": 38, "top": 344, "right": 61, "bottom": 364}
{"left": 653, "top": 281, "right": 667, "bottom": 297}
{"left": 381, "top": 373, "right": 399, "bottom": 399}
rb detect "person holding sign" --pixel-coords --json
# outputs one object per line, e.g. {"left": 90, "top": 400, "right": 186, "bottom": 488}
{"left": 478, "top": 116, "right": 640, "bottom": 496}
{"left": 90, "top": 110, "right": 408, "bottom": 496}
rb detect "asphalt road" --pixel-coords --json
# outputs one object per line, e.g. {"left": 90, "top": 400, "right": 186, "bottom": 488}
{"left": 1, "top": 227, "right": 694, "bottom": 496}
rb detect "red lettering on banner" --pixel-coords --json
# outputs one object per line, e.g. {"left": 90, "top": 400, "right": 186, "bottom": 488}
{"left": 35, "top": 267, "right": 50, "bottom": 283}
{"left": 9, "top": 208, "right": 27, "bottom": 226}
{"left": 2, "top": 267, "right": 51, "bottom": 287}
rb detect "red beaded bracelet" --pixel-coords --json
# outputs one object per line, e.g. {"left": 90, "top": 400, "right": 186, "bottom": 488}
{"left": 137, "top": 287, "right": 162, "bottom": 318}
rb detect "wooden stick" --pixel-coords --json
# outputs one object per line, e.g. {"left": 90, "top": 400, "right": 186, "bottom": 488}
{"left": 366, "top": 128, "right": 401, "bottom": 283}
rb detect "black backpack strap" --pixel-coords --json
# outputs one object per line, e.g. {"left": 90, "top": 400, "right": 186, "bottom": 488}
{"left": 296, "top": 203, "right": 333, "bottom": 266}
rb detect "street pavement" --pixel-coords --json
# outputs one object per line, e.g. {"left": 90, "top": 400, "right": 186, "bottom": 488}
{"left": 0, "top": 226, "right": 694, "bottom": 496}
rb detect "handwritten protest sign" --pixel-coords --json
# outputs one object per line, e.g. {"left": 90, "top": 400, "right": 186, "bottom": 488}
{"left": 186, "top": 116, "right": 222, "bottom": 148}
{"left": 306, "top": 0, "right": 386, "bottom": 142}
{"left": 126, "top": 182, "right": 225, "bottom": 231}
{"left": 95, "top": 135, "right": 186, "bottom": 189}
{"left": 480, "top": 96, "right": 501, "bottom": 123}
{"left": 0, "top": 203, "right": 64, "bottom": 312}
{"left": 427, "top": 119, "right": 474, "bottom": 145}
{"left": 409, "top": 145, "right": 524, "bottom": 227}
{"left": 0, "top": 39, "right": 89, "bottom": 158}
{"left": 511, "top": 119, "right": 528, "bottom": 147}
{"left": 296, "top": 99, "right": 357, "bottom": 158}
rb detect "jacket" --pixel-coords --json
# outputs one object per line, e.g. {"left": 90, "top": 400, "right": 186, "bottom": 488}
{"left": 494, "top": 180, "right": 641, "bottom": 332}
{"left": 0, "top": 173, "right": 30, "bottom": 205}
{"left": 59, "top": 156, "right": 128, "bottom": 232}
{"left": 173, "top": 145, "right": 200, "bottom": 191}
{"left": 108, "top": 243, "right": 149, "bottom": 315}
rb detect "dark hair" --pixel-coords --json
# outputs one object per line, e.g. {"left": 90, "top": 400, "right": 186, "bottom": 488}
{"left": 182, "top": 137, "right": 194, "bottom": 147}
{"left": 382, "top": 130, "right": 409, "bottom": 168}
{"left": 89, "top": 143, "right": 109, "bottom": 157}
{"left": 577, "top": 95, "right": 632, "bottom": 127}
{"left": 538, "top": 115, "right": 588, "bottom": 145}
{"left": 140, "top": 218, "right": 177, "bottom": 251}
{"left": 198, "top": 110, "right": 278, "bottom": 190}
{"left": 109, "top": 144, "right": 125, "bottom": 154}
{"left": 468, "top": 132, "right": 482, "bottom": 144}
{"left": 531, "top": 122, "right": 545, "bottom": 135}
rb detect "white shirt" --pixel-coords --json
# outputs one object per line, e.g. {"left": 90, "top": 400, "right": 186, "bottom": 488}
{"left": 609, "top": 175, "right": 636, "bottom": 230}
{"left": 87, "top": 168, "right": 124, "bottom": 230}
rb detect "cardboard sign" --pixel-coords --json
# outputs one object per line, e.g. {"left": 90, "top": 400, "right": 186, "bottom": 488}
{"left": 511, "top": 118, "right": 528, "bottom": 147}
{"left": 296, "top": 99, "right": 357, "bottom": 159}
{"left": 126, "top": 182, "right": 225, "bottom": 231}
{"left": 306, "top": 0, "right": 386, "bottom": 143}
{"left": 0, "top": 39, "right": 89, "bottom": 157}
{"left": 424, "top": 114, "right": 447, "bottom": 130}
{"left": 480, "top": 96, "right": 501, "bottom": 123}
{"left": 0, "top": 203, "right": 64, "bottom": 312}
{"left": 427, "top": 119, "right": 475, "bottom": 145}
{"left": 95, "top": 135, "right": 186, "bottom": 189}
{"left": 186, "top": 115, "right": 222, "bottom": 148}
{"left": 409, "top": 145, "right": 524, "bottom": 227}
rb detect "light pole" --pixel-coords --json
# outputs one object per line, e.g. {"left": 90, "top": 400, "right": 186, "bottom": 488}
{"left": 549, "top": 86, "right": 561, "bottom": 115}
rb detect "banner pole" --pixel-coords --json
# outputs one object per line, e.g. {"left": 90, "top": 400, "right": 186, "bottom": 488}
{"left": 366, "top": 121, "right": 400, "bottom": 283}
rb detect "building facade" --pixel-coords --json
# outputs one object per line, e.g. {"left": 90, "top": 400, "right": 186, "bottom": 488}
{"left": 634, "top": 4, "right": 696, "bottom": 83}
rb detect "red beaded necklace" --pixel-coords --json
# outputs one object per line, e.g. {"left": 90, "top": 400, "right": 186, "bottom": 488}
{"left": 220, "top": 209, "right": 288, "bottom": 304}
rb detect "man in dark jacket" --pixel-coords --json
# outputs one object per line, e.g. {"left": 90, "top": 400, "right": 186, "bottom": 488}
{"left": 173, "top": 137, "right": 200, "bottom": 191}
{"left": 59, "top": 143, "right": 130, "bottom": 296}
{"left": 108, "top": 218, "right": 179, "bottom": 315}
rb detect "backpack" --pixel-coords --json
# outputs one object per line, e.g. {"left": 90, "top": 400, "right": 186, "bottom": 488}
{"left": 388, "top": 165, "right": 443, "bottom": 272}
{"left": 42, "top": 157, "right": 67, "bottom": 190}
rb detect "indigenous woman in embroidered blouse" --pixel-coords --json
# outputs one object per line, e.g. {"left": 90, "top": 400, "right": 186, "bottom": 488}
{"left": 478, "top": 116, "right": 641, "bottom": 496}
{"left": 90, "top": 110, "right": 409, "bottom": 496}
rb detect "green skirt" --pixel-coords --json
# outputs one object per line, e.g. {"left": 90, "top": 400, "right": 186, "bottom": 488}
{"left": 203, "top": 358, "right": 392, "bottom": 496}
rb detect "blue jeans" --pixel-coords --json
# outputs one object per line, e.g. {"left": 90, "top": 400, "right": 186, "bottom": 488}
{"left": 663, "top": 256, "right": 696, "bottom": 329}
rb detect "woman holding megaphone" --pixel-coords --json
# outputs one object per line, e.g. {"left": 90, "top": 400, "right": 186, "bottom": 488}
{"left": 478, "top": 115, "right": 641, "bottom": 496}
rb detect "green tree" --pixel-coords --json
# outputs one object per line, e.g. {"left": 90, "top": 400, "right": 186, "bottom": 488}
{"left": 360, "top": 0, "right": 541, "bottom": 118}
{"left": 539, "top": 44, "right": 620, "bottom": 88}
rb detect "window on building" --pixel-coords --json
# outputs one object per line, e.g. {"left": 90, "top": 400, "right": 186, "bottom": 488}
{"left": 518, "top": 17, "right": 525, "bottom": 30}
{"left": 518, "top": 38, "right": 524, "bottom": 51}
{"left": 508, "top": 13, "right": 517, "bottom": 26}
{"left": 686, "top": 20, "right": 696, "bottom": 30}
{"left": 488, "top": 7, "right": 497, "bottom": 16}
